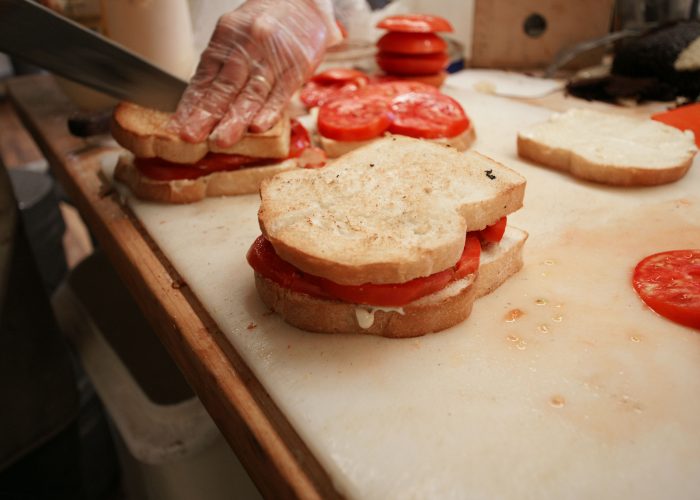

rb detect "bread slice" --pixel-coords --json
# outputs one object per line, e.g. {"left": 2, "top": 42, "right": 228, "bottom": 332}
{"left": 114, "top": 153, "right": 300, "bottom": 204}
{"left": 259, "top": 135, "right": 525, "bottom": 286}
{"left": 517, "top": 108, "right": 698, "bottom": 186}
{"left": 319, "top": 124, "right": 476, "bottom": 158}
{"left": 111, "top": 101, "right": 291, "bottom": 164}
{"left": 254, "top": 225, "right": 527, "bottom": 338}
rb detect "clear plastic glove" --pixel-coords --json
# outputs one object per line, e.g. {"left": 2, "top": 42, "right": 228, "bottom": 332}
{"left": 170, "top": 0, "right": 335, "bottom": 148}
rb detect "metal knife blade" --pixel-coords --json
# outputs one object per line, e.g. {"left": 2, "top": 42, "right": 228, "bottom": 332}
{"left": 0, "top": 0, "right": 187, "bottom": 111}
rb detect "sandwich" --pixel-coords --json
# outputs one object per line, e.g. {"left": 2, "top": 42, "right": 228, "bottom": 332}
{"left": 517, "top": 108, "right": 697, "bottom": 186}
{"left": 111, "top": 102, "right": 324, "bottom": 203}
{"left": 247, "top": 136, "right": 527, "bottom": 338}
{"left": 314, "top": 80, "right": 476, "bottom": 158}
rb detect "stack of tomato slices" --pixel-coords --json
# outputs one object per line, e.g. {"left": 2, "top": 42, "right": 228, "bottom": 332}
{"left": 376, "top": 14, "right": 453, "bottom": 87}
{"left": 247, "top": 217, "right": 507, "bottom": 308}
{"left": 135, "top": 119, "right": 316, "bottom": 181}
{"left": 316, "top": 79, "right": 470, "bottom": 143}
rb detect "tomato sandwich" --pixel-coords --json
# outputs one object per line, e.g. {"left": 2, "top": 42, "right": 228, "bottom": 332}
{"left": 111, "top": 102, "right": 323, "bottom": 203}
{"left": 247, "top": 136, "right": 527, "bottom": 338}
{"left": 317, "top": 80, "right": 475, "bottom": 158}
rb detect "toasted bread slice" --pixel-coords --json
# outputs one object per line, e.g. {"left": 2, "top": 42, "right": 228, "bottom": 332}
{"left": 114, "top": 154, "right": 300, "bottom": 204}
{"left": 254, "top": 225, "right": 527, "bottom": 338}
{"left": 319, "top": 124, "right": 476, "bottom": 158}
{"left": 517, "top": 108, "right": 697, "bottom": 186}
{"left": 259, "top": 135, "right": 525, "bottom": 286}
{"left": 111, "top": 101, "right": 291, "bottom": 164}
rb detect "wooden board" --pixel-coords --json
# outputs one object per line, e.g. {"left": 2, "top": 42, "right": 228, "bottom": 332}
{"left": 471, "top": 0, "right": 615, "bottom": 68}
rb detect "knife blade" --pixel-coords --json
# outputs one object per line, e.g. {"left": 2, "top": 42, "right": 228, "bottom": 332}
{"left": 0, "top": 0, "right": 187, "bottom": 111}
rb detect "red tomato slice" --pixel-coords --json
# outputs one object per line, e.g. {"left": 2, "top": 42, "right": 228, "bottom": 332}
{"left": 288, "top": 119, "right": 312, "bottom": 158}
{"left": 247, "top": 236, "right": 330, "bottom": 298}
{"left": 300, "top": 80, "right": 361, "bottom": 108}
{"left": 376, "top": 52, "right": 449, "bottom": 75}
{"left": 317, "top": 96, "right": 392, "bottom": 141}
{"left": 247, "top": 235, "right": 481, "bottom": 307}
{"left": 633, "top": 249, "right": 700, "bottom": 330}
{"left": 377, "top": 32, "right": 447, "bottom": 55}
{"left": 311, "top": 68, "right": 369, "bottom": 86}
{"left": 377, "top": 14, "right": 453, "bottom": 33}
{"left": 136, "top": 119, "right": 310, "bottom": 181}
{"left": 652, "top": 103, "right": 700, "bottom": 147}
{"left": 359, "top": 80, "right": 438, "bottom": 101}
{"left": 477, "top": 217, "right": 507, "bottom": 243}
{"left": 389, "top": 91, "right": 469, "bottom": 139}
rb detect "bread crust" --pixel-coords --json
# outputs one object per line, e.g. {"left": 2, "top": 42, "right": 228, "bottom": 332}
{"left": 255, "top": 273, "right": 477, "bottom": 338}
{"left": 114, "top": 154, "right": 298, "bottom": 203}
{"left": 111, "top": 101, "right": 290, "bottom": 164}
{"left": 259, "top": 136, "right": 525, "bottom": 285}
{"left": 320, "top": 123, "right": 476, "bottom": 158}
{"left": 517, "top": 110, "right": 694, "bottom": 186}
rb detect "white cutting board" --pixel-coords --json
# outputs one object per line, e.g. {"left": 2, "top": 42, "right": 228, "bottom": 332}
{"left": 108, "top": 89, "right": 700, "bottom": 500}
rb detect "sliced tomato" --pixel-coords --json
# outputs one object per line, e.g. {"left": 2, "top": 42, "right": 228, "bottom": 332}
{"left": 301, "top": 69, "right": 369, "bottom": 108}
{"left": 247, "top": 235, "right": 481, "bottom": 307}
{"left": 477, "top": 217, "right": 507, "bottom": 243}
{"left": 652, "top": 103, "right": 700, "bottom": 147}
{"left": 359, "top": 80, "right": 438, "bottom": 101}
{"left": 633, "top": 250, "right": 700, "bottom": 330}
{"left": 288, "top": 119, "right": 312, "bottom": 158}
{"left": 311, "top": 68, "right": 369, "bottom": 86}
{"left": 136, "top": 119, "right": 311, "bottom": 181}
{"left": 389, "top": 91, "right": 469, "bottom": 139}
{"left": 135, "top": 154, "right": 260, "bottom": 181}
{"left": 300, "top": 80, "right": 360, "bottom": 108}
{"left": 377, "top": 32, "right": 447, "bottom": 55}
{"left": 317, "top": 95, "right": 392, "bottom": 141}
{"left": 377, "top": 51, "right": 449, "bottom": 75}
{"left": 247, "top": 236, "right": 330, "bottom": 298}
{"left": 377, "top": 14, "right": 453, "bottom": 33}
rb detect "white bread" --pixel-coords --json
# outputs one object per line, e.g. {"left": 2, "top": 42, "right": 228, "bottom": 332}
{"left": 253, "top": 225, "right": 527, "bottom": 338}
{"left": 319, "top": 124, "right": 476, "bottom": 158}
{"left": 517, "top": 108, "right": 697, "bottom": 186}
{"left": 259, "top": 135, "right": 525, "bottom": 286}
{"left": 114, "top": 153, "right": 300, "bottom": 204}
{"left": 111, "top": 101, "right": 291, "bottom": 164}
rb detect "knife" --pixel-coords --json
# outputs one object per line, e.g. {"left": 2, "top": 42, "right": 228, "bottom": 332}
{"left": 0, "top": 0, "right": 187, "bottom": 111}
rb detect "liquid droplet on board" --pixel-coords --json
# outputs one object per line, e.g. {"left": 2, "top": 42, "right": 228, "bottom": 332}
{"left": 550, "top": 395, "right": 566, "bottom": 408}
{"left": 504, "top": 309, "right": 525, "bottom": 322}
{"left": 537, "top": 324, "right": 550, "bottom": 333}
{"left": 552, "top": 314, "right": 563, "bottom": 322}
{"left": 629, "top": 335, "right": 641, "bottom": 343}
{"left": 535, "top": 298, "right": 548, "bottom": 306}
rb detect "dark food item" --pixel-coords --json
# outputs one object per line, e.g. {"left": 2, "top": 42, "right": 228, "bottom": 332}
{"left": 568, "top": 21, "right": 700, "bottom": 102}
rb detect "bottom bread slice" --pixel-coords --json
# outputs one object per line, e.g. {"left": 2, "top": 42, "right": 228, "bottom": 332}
{"left": 255, "top": 226, "right": 527, "bottom": 338}
{"left": 114, "top": 154, "right": 299, "bottom": 203}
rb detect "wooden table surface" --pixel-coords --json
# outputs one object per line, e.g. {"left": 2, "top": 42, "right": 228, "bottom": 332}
{"left": 6, "top": 73, "right": 339, "bottom": 499}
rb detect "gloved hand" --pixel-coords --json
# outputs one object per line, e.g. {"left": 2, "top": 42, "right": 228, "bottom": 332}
{"left": 170, "top": 0, "right": 338, "bottom": 148}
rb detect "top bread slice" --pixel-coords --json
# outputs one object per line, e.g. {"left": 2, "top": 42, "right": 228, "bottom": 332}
{"left": 111, "top": 101, "right": 291, "bottom": 164}
{"left": 259, "top": 135, "right": 526, "bottom": 286}
{"left": 517, "top": 108, "right": 697, "bottom": 186}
